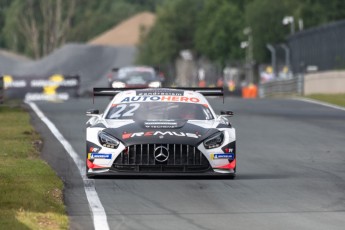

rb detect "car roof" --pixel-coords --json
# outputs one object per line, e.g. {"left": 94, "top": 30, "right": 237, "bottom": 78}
{"left": 112, "top": 88, "right": 209, "bottom": 105}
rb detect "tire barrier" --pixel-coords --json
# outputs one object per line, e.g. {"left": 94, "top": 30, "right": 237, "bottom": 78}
{"left": 2, "top": 74, "right": 80, "bottom": 101}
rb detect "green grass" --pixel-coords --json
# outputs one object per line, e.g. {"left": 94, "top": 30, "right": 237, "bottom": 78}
{"left": 0, "top": 101, "right": 68, "bottom": 230}
{"left": 306, "top": 93, "right": 345, "bottom": 107}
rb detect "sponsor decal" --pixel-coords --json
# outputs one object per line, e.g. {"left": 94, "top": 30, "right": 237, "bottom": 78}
{"left": 223, "top": 148, "right": 234, "bottom": 153}
{"left": 3, "top": 75, "right": 26, "bottom": 88}
{"left": 24, "top": 92, "right": 69, "bottom": 101}
{"left": 136, "top": 90, "right": 184, "bottom": 96}
{"left": 88, "top": 153, "right": 112, "bottom": 159}
{"left": 42, "top": 75, "right": 64, "bottom": 96}
{"left": 210, "top": 153, "right": 235, "bottom": 160}
{"left": 89, "top": 147, "right": 100, "bottom": 152}
{"left": 122, "top": 131, "right": 201, "bottom": 139}
{"left": 30, "top": 78, "right": 78, "bottom": 87}
{"left": 4, "top": 74, "right": 79, "bottom": 101}
{"left": 144, "top": 121, "right": 178, "bottom": 129}
{"left": 120, "top": 96, "right": 200, "bottom": 103}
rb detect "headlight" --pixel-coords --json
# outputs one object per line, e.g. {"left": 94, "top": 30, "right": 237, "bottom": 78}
{"left": 98, "top": 131, "right": 120, "bottom": 149}
{"left": 148, "top": 81, "right": 161, "bottom": 88}
{"left": 112, "top": 81, "right": 126, "bottom": 88}
{"left": 203, "top": 132, "right": 224, "bottom": 149}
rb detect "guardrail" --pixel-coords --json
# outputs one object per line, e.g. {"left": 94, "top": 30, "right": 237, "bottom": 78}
{"left": 259, "top": 75, "right": 303, "bottom": 98}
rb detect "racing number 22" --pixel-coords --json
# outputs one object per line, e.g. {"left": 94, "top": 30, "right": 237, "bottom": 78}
{"left": 110, "top": 103, "right": 140, "bottom": 118}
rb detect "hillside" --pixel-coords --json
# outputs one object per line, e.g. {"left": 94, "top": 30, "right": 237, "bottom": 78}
{"left": 88, "top": 12, "right": 156, "bottom": 46}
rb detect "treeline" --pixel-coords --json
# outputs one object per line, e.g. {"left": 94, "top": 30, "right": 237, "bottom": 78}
{"left": 137, "top": 0, "right": 345, "bottom": 66}
{"left": 1, "top": 0, "right": 345, "bottom": 63}
{"left": 0, "top": 0, "right": 165, "bottom": 58}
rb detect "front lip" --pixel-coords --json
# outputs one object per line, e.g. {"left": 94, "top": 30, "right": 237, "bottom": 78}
{"left": 87, "top": 170, "right": 235, "bottom": 179}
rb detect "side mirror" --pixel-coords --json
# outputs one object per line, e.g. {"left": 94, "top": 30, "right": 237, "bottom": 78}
{"left": 112, "top": 67, "right": 119, "bottom": 72}
{"left": 86, "top": 109, "right": 99, "bottom": 116}
{"left": 220, "top": 111, "right": 234, "bottom": 116}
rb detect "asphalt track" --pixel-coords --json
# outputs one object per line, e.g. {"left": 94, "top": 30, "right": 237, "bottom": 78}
{"left": 0, "top": 44, "right": 136, "bottom": 94}
{"left": 29, "top": 96, "right": 345, "bottom": 230}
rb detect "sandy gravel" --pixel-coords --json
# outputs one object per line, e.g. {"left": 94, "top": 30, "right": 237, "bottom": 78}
{"left": 88, "top": 12, "right": 156, "bottom": 46}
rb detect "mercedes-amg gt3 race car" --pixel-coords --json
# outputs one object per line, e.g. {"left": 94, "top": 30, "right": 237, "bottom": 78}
{"left": 86, "top": 87, "right": 236, "bottom": 178}
{"left": 108, "top": 66, "right": 164, "bottom": 88}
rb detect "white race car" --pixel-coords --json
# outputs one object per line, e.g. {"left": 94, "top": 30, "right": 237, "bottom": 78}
{"left": 86, "top": 88, "right": 236, "bottom": 178}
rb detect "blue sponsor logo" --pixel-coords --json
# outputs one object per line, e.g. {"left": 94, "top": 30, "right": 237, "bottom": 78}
{"left": 212, "top": 153, "right": 234, "bottom": 160}
{"left": 90, "top": 153, "right": 112, "bottom": 159}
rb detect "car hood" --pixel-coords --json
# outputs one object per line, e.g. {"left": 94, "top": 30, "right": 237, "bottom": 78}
{"left": 103, "top": 119, "right": 219, "bottom": 146}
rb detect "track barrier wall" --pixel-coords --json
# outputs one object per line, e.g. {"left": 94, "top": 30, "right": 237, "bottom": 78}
{"left": 304, "top": 71, "right": 345, "bottom": 95}
{"left": 259, "top": 70, "right": 345, "bottom": 98}
{"left": 259, "top": 19, "right": 345, "bottom": 98}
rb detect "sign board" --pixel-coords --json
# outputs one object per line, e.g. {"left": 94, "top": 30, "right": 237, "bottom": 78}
{"left": 2, "top": 74, "right": 80, "bottom": 101}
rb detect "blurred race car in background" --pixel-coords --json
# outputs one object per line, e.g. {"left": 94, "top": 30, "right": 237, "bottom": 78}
{"left": 86, "top": 87, "right": 236, "bottom": 178}
{"left": 107, "top": 66, "right": 164, "bottom": 88}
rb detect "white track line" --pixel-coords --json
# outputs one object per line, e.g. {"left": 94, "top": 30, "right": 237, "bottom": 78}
{"left": 294, "top": 98, "right": 345, "bottom": 112}
{"left": 26, "top": 101, "right": 109, "bottom": 230}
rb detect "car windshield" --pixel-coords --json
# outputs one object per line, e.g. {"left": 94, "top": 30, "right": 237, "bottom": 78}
{"left": 117, "top": 70, "right": 155, "bottom": 81}
{"left": 105, "top": 102, "right": 214, "bottom": 120}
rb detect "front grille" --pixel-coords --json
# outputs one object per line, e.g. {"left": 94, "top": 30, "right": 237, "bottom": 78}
{"left": 112, "top": 144, "right": 210, "bottom": 173}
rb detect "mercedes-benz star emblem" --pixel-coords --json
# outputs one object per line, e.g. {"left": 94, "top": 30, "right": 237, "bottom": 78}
{"left": 154, "top": 146, "right": 169, "bottom": 162}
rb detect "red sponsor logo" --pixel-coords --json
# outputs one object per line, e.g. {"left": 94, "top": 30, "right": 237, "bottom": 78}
{"left": 122, "top": 131, "right": 200, "bottom": 139}
{"left": 89, "top": 147, "right": 99, "bottom": 152}
{"left": 120, "top": 96, "right": 200, "bottom": 103}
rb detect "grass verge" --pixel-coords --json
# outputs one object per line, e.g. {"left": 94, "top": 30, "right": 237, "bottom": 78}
{"left": 0, "top": 101, "right": 68, "bottom": 230}
{"left": 305, "top": 93, "right": 345, "bottom": 107}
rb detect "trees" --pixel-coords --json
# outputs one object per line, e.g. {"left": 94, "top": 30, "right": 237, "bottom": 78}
{"left": 138, "top": 0, "right": 245, "bottom": 67}
{"left": 245, "top": 0, "right": 345, "bottom": 63}
{"left": 245, "top": 0, "right": 298, "bottom": 63}
{"left": 2, "top": 0, "right": 345, "bottom": 62}
{"left": 3, "top": 0, "right": 76, "bottom": 58}
{"left": 195, "top": 0, "right": 244, "bottom": 67}
{"left": 137, "top": 0, "right": 202, "bottom": 65}
{"left": 0, "top": 0, "right": 12, "bottom": 48}
{"left": 297, "top": 0, "right": 345, "bottom": 28}
{"left": 66, "top": 0, "right": 143, "bottom": 43}
{"left": 139, "top": 0, "right": 345, "bottom": 66}
{"left": 1, "top": 0, "right": 163, "bottom": 58}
